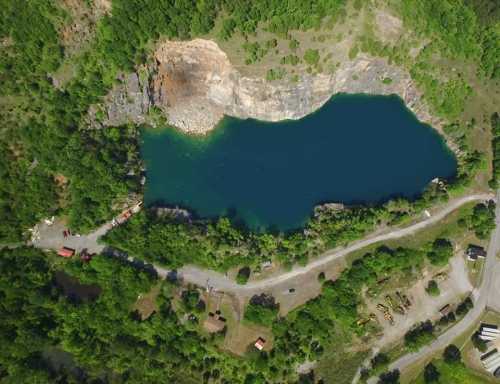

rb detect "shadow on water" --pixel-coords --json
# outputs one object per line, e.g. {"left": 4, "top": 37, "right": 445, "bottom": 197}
{"left": 148, "top": 198, "right": 287, "bottom": 235}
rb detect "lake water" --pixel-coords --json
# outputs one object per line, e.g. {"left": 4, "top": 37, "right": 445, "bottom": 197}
{"left": 141, "top": 94, "right": 457, "bottom": 231}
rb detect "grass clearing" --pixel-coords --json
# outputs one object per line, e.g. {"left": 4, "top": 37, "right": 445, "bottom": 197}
{"left": 223, "top": 319, "right": 273, "bottom": 356}
{"left": 317, "top": 349, "right": 369, "bottom": 384}
{"left": 411, "top": 359, "right": 493, "bottom": 384}
{"left": 316, "top": 325, "right": 370, "bottom": 384}
{"left": 401, "top": 311, "right": 500, "bottom": 383}
{"left": 203, "top": 5, "right": 367, "bottom": 79}
{"left": 132, "top": 283, "right": 161, "bottom": 320}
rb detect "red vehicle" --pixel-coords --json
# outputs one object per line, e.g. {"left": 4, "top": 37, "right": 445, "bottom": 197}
{"left": 57, "top": 247, "right": 75, "bottom": 258}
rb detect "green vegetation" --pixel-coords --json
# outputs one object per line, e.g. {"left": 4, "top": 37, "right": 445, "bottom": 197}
{"left": 0, "top": 247, "right": 252, "bottom": 383}
{"left": 378, "top": 369, "right": 400, "bottom": 383}
{"left": 236, "top": 266, "right": 251, "bottom": 284}
{"left": 415, "top": 358, "right": 490, "bottom": 384}
{"left": 243, "top": 41, "right": 268, "bottom": 64}
{"left": 471, "top": 331, "right": 488, "bottom": 352}
{"left": 467, "top": 201, "right": 496, "bottom": 239}
{"left": 490, "top": 113, "right": 500, "bottom": 187}
{"left": 1, "top": 196, "right": 492, "bottom": 382}
{"left": 281, "top": 54, "right": 300, "bottom": 66}
{"left": 382, "top": 77, "right": 393, "bottom": 84}
{"left": 426, "top": 239, "right": 453, "bottom": 266}
{"left": 397, "top": 1, "right": 498, "bottom": 78}
{"left": 304, "top": 49, "right": 320, "bottom": 66}
{"left": 266, "top": 67, "right": 286, "bottom": 81}
{"left": 423, "top": 362, "right": 440, "bottom": 383}
{"left": 181, "top": 287, "right": 205, "bottom": 313}
{"left": 289, "top": 38, "right": 300, "bottom": 51}
{"left": 348, "top": 46, "right": 359, "bottom": 59}
{"left": 425, "top": 280, "right": 440, "bottom": 296}
{"left": 104, "top": 187, "right": 486, "bottom": 272}
{"left": 244, "top": 294, "right": 279, "bottom": 326}
{"left": 103, "top": 206, "right": 382, "bottom": 270}
{"left": 443, "top": 344, "right": 461, "bottom": 363}
{"left": 1, "top": 1, "right": 498, "bottom": 383}
{"left": 416, "top": 340, "right": 490, "bottom": 383}
{"left": 405, "top": 320, "right": 435, "bottom": 351}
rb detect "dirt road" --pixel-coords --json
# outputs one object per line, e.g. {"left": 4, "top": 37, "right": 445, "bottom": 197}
{"left": 33, "top": 193, "right": 493, "bottom": 298}
{"left": 176, "top": 193, "right": 493, "bottom": 295}
{"left": 364, "top": 190, "right": 500, "bottom": 383}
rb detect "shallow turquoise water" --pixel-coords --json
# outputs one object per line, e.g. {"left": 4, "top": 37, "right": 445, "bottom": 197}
{"left": 141, "top": 94, "right": 457, "bottom": 231}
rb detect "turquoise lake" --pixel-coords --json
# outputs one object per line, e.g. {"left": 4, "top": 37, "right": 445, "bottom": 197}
{"left": 141, "top": 94, "right": 457, "bottom": 231}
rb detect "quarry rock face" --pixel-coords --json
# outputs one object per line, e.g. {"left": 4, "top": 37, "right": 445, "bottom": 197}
{"left": 91, "top": 39, "right": 442, "bottom": 136}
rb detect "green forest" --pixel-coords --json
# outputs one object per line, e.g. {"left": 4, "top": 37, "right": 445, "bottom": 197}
{"left": 2, "top": 201, "right": 493, "bottom": 383}
{"left": 1, "top": 0, "right": 499, "bottom": 383}
{"left": 0, "top": 0, "right": 498, "bottom": 242}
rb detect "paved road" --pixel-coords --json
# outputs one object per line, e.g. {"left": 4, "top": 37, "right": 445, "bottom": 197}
{"left": 365, "top": 190, "right": 500, "bottom": 382}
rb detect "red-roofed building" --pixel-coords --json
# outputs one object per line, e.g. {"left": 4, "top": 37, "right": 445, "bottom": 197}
{"left": 57, "top": 247, "right": 75, "bottom": 258}
{"left": 254, "top": 337, "right": 266, "bottom": 351}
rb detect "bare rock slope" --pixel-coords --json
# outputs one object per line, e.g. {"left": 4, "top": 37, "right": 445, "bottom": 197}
{"left": 92, "top": 39, "right": 441, "bottom": 135}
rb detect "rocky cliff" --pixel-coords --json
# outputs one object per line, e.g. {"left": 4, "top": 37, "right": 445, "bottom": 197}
{"left": 90, "top": 39, "right": 443, "bottom": 137}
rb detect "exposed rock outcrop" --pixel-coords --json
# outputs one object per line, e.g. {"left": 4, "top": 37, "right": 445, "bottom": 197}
{"left": 90, "top": 38, "right": 443, "bottom": 137}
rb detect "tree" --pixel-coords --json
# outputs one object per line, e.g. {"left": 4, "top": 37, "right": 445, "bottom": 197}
{"left": 303, "top": 49, "right": 320, "bottom": 66}
{"left": 405, "top": 321, "right": 434, "bottom": 351}
{"left": 237, "top": 267, "right": 251, "bottom": 285}
{"left": 427, "top": 239, "right": 453, "bottom": 266}
{"left": 425, "top": 280, "right": 440, "bottom": 296}
{"left": 371, "top": 353, "right": 389, "bottom": 369}
{"left": 471, "top": 332, "right": 488, "bottom": 352}
{"left": 244, "top": 294, "right": 279, "bottom": 326}
{"left": 378, "top": 369, "right": 400, "bottom": 383}
{"left": 443, "top": 344, "right": 461, "bottom": 364}
{"left": 456, "top": 296, "right": 473, "bottom": 316}
{"left": 318, "top": 272, "right": 326, "bottom": 283}
{"left": 469, "top": 202, "right": 496, "bottom": 239}
{"left": 424, "top": 362, "right": 440, "bottom": 383}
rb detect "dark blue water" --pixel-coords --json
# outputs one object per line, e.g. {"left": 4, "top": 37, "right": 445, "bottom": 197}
{"left": 141, "top": 94, "right": 456, "bottom": 231}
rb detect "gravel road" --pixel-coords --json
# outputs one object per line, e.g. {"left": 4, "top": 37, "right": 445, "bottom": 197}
{"left": 364, "top": 190, "right": 500, "bottom": 383}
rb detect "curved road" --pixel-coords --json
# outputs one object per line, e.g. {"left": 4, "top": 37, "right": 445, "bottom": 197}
{"left": 174, "top": 193, "right": 494, "bottom": 295}
{"left": 364, "top": 191, "right": 500, "bottom": 384}
{"left": 34, "top": 193, "right": 494, "bottom": 297}
{"left": 365, "top": 190, "right": 500, "bottom": 381}
{"left": 32, "top": 191, "right": 498, "bottom": 383}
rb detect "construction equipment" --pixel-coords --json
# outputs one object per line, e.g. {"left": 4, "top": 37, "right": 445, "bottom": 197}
{"left": 433, "top": 272, "right": 448, "bottom": 281}
{"left": 357, "top": 318, "right": 371, "bottom": 326}
{"left": 384, "top": 312, "right": 395, "bottom": 325}
{"left": 396, "top": 291, "right": 411, "bottom": 309}
{"left": 357, "top": 313, "right": 378, "bottom": 326}
{"left": 377, "top": 303, "right": 389, "bottom": 312}
{"left": 376, "top": 304, "right": 394, "bottom": 326}
{"left": 385, "top": 295, "right": 405, "bottom": 315}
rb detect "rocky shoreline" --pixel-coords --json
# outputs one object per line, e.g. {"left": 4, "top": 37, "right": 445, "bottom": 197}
{"left": 89, "top": 38, "right": 453, "bottom": 150}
